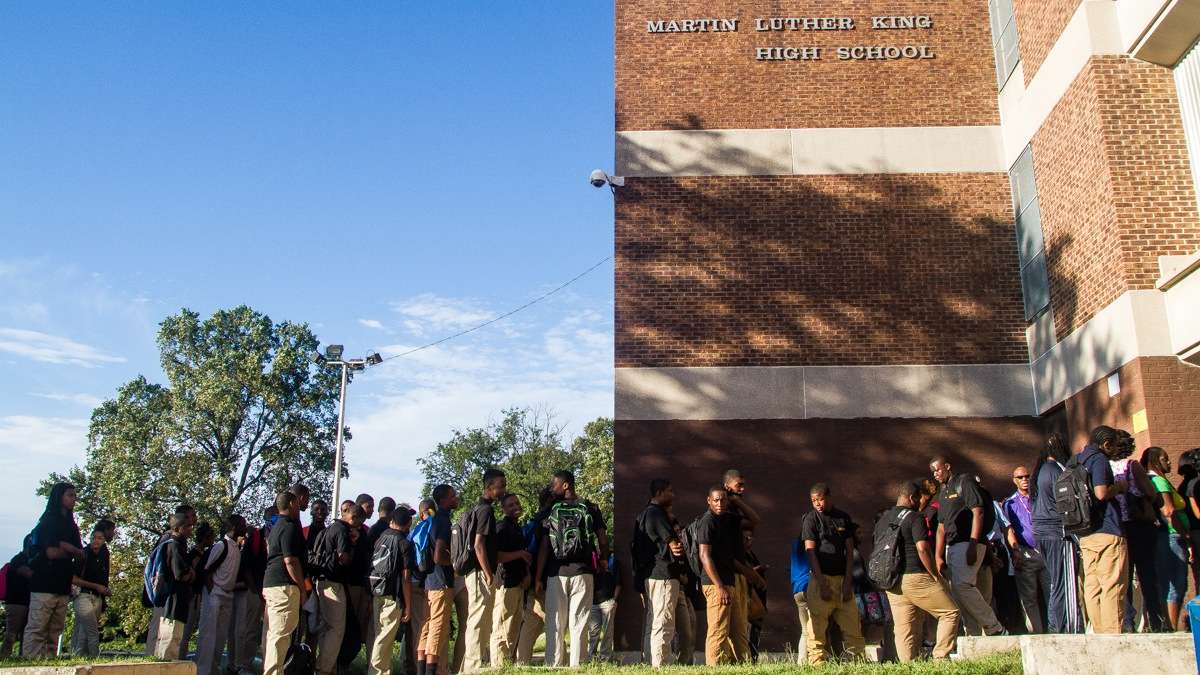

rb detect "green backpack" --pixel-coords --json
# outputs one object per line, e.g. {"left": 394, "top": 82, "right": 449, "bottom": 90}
{"left": 546, "top": 500, "right": 594, "bottom": 561}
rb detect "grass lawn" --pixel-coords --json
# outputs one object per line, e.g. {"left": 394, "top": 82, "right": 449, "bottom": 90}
{"left": 0, "top": 655, "right": 153, "bottom": 669}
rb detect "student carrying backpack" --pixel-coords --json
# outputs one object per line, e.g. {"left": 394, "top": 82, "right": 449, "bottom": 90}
{"left": 545, "top": 499, "right": 596, "bottom": 562}
{"left": 868, "top": 508, "right": 913, "bottom": 591}
{"left": 143, "top": 537, "right": 175, "bottom": 607}
{"left": 1056, "top": 454, "right": 1096, "bottom": 535}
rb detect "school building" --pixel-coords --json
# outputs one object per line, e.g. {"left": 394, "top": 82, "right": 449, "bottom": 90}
{"left": 611, "top": 0, "right": 1200, "bottom": 648}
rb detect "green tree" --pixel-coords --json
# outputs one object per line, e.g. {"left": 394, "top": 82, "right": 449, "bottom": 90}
{"left": 43, "top": 305, "right": 345, "bottom": 639}
{"left": 418, "top": 410, "right": 614, "bottom": 527}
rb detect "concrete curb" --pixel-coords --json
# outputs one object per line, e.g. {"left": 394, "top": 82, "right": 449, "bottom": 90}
{"left": 0, "top": 661, "right": 195, "bottom": 675}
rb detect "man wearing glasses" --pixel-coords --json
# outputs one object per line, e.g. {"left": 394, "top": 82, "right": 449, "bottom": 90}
{"left": 1003, "top": 466, "right": 1047, "bottom": 633}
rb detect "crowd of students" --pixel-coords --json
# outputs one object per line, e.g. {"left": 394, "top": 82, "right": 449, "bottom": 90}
{"left": 3, "top": 425, "right": 1200, "bottom": 670}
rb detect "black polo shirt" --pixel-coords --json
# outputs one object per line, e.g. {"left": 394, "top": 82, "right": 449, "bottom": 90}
{"left": 461, "top": 499, "right": 498, "bottom": 574}
{"left": 694, "top": 510, "right": 737, "bottom": 586}
{"left": 496, "top": 517, "right": 527, "bottom": 588}
{"left": 264, "top": 516, "right": 306, "bottom": 588}
{"left": 636, "top": 503, "right": 682, "bottom": 581}
{"left": 29, "top": 513, "right": 82, "bottom": 596}
{"left": 937, "top": 474, "right": 994, "bottom": 545}
{"left": 77, "top": 544, "right": 110, "bottom": 594}
{"left": 801, "top": 507, "right": 857, "bottom": 577}
{"left": 424, "top": 508, "right": 455, "bottom": 591}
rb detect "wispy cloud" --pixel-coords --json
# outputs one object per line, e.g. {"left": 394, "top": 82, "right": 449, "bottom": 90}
{"left": 0, "top": 415, "right": 89, "bottom": 551}
{"left": 30, "top": 392, "right": 105, "bottom": 407}
{"left": 391, "top": 293, "right": 494, "bottom": 337}
{"left": 0, "top": 328, "right": 126, "bottom": 367}
{"left": 358, "top": 318, "right": 385, "bottom": 330}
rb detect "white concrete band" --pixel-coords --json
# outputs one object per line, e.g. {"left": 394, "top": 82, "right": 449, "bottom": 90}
{"left": 997, "top": 0, "right": 1124, "bottom": 167}
{"left": 615, "top": 126, "right": 1006, "bottom": 177}
{"left": 1029, "top": 290, "right": 1177, "bottom": 414}
{"left": 615, "top": 364, "right": 1035, "bottom": 421}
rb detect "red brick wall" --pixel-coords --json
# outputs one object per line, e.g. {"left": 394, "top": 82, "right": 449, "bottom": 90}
{"left": 615, "top": 174, "right": 1028, "bottom": 367}
{"left": 612, "top": 416, "right": 1045, "bottom": 650}
{"left": 616, "top": 0, "right": 999, "bottom": 130}
{"left": 1011, "top": 0, "right": 1079, "bottom": 86}
{"left": 1033, "top": 56, "right": 1200, "bottom": 340}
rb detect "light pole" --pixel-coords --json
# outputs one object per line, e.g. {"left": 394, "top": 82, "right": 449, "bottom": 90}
{"left": 310, "top": 345, "right": 383, "bottom": 508}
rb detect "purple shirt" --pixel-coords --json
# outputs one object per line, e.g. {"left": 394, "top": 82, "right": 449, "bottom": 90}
{"left": 1002, "top": 491, "right": 1036, "bottom": 549}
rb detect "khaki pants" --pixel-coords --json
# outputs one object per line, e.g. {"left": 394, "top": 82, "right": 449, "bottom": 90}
{"left": 72, "top": 593, "right": 102, "bottom": 657}
{"left": 804, "top": 575, "right": 865, "bottom": 664}
{"left": 145, "top": 605, "right": 164, "bottom": 656}
{"left": 262, "top": 585, "right": 300, "bottom": 675}
{"left": 793, "top": 592, "right": 812, "bottom": 665}
{"left": 315, "top": 580, "right": 347, "bottom": 675}
{"left": 462, "top": 568, "right": 495, "bottom": 672}
{"left": 675, "top": 594, "right": 696, "bottom": 665}
{"left": 196, "top": 589, "right": 234, "bottom": 675}
{"left": 731, "top": 575, "right": 750, "bottom": 661}
{"left": 419, "top": 587, "right": 453, "bottom": 671}
{"left": 23, "top": 593, "right": 69, "bottom": 658}
{"left": 369, "top": 595, "right": 404, "bottom": 675}
{"left": 545, "top": 573, "right": 593, "bottom": 667}
{"left": 1, "top": 603, "right": 28, "bottom": 658}
{"left": 409, "top": 586, "right": 427, "bottom": 654}
{"left": 1079, "top": 532, "right": 1129, "bottom": 634}
{"left": 701, "top": 581, "right": 748, "bottom": 665}
{"left": 646, "top": 578, "right": 680, "bottom": 666}
{"left": 154, "top": 616, "right": 186, "bottom": 660}
{"left": 947, "top": 542, "right": 1003, "bottom": 635}
{"left": 515, "top": 589, "right": 545, "bottom": 665}
{"left": 490, "top": 586, "right": 523, "bottom": 666}
{"left": 887, "top": 573, "right": 959, "bottom": 661}
{"left": 231, "top": 590, "right": 263, "bottom": 670}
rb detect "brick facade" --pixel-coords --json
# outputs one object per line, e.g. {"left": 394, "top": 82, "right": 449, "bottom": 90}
{"left": 616, "top": 0, "right": 999, "bottom": 131}
{"left": 1033, "top": 56, "right": 1200, "bottom": 339}
{"left": 615, "top": 174, "right": 1028, "bottom": 367}
{"left": 1011, "top": 0, "right": 1080, "bottom": 86}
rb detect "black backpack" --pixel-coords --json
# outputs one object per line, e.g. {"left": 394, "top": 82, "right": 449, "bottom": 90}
{"left": 681, "top": 517, "right": 703, "bottom": 579}
{"left": 544, "top": 500, "right": 595, "bottom": 562}
{"left": 630, "top": 507, "right": 659, "bottom": 578}
{"left": 307, "top": 522, "right": 343, "bottom": 579}
{"left": 868, "top": 508, "right": 913, "bottom": 591}
{"left": 283, "top": 623, "right": 314, "bottom": 675}
{"left": 1056, "top": 455, "right": 1096, "bottom": 535}
{"left": 451, "top": 506, "right": 484, "bottom": 575}
{"left": 369, "top": 532, "right": 400, "bottom": 597}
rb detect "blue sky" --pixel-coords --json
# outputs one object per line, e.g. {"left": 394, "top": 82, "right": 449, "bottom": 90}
{"left": 0, "top": 3, "right": 615, "bottom": 561}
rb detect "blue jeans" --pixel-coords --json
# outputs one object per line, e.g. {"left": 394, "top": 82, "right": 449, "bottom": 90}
{"left": 1156, "top": 531, "right": 1190, "bottom": 605}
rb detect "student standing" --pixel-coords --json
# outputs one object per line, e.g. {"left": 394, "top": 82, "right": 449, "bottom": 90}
{"left": 1003, "top": 466, "right": 1048, "bottom": 634}
{"left": 696, "top": 486, "right": 745, "bottom": 665}
{"left": 261, "top": 492, "right": 308, "bottom": 675}
{"left": 1143, "top": 447, "right": 1192, "bottom": 631}
{"left": 71, "top": 526, "right": 111, "bottom": 657}
{"left": 419, "top": 485, "right": 459, "bottom": 675}
{"left": 800, "top": 483, "right": 865, "bottom": 664}
{"left": 181, "top": 522, "right": 216, "bottom": 655}
{"left": 306, "top": 499, "right": 330, "bottom": 550}
{"left": 2, "top": 552, "right": 33, "bottom": 658}
{"left": 879, "top": 481, "right": 959, "bottom": 661}
{"left": 196, "top": 515, "right": 245, "bottom": 675}
{"left": 491, "top": 493, "right": 532, "bottom": 667}
{"left": 409, "top": 499, "right": 435, "bottom": 670}
{"left": 1075, "top": 426, "right": 1129, "bottom": 634}
{"left": 461, "top": 470, "right": 504, "bottom": 673}
{"left": 535, "top": 470, "right": 609, "bottom": 668}
{"left": 1031, "top": 434, "right": 1082, "bottom": 633}
{"left": 515, "top": 488, "right": 554, "bottom": 666}
{"left": 929, "top": 457, "right": 1005, "bottom": 636}
{"left": 632, "top": 479, "right": 684, "bottom": 667}
{"left": 314, "top": 501, "right": 360, "bottom": 675}
{"left": 368, "top": 509, "right": 415, "bottom": 675}
{"left": 231, "top": 509, "right": 269, "bottom": 672}
{"left": 145, "top": 505, "right": 197, "bottom": 657}
{"left": 1110, "top": 433, "right": 1166, "bottom": 632}
{"left": 153, "top": 514, "right": 196, "bottom": 660}
{"left": 22, "top": 484, "right": 84, "bottom": 658}
{"left": 671, "top": 510, "right": 699, "bottom": 666}
{"left": 347, "top": 503, "right": 375, "bottom": 666}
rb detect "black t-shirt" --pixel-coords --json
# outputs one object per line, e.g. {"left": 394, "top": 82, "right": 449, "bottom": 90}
{"left": 368, "top": 519, "right": 390, "bottom": 547}
{"left": 496, "top": 517, "right": 527, "bottom": 588}
{"left": 937, "top": 474, "right": 994, "bottom": 545}
{"left": 29, "top": 513, "right": 83, "bottom": 595}
{"left": 882, "top": 507, "right": 928, "bottom": 575}
{"left": 636, "top": 503, "right": 682, "bottom": 581}
{"left": 540, "top": 499, "right": 606, "bottom": 578}
{"left": 264, "top": 516, "right": 306, "bottom": 588}
{"left": 462, "top": 499, "right": 498, "bottom": 574}
{"left": 5, "top": 552, "right": 32, "bottom": 605}
{"left": 1183, "top": 476, "right": 1200, "bottom": 531}
{"left": 319, "top": 520, "right": 356, "bottom": 583}
{"left": 163, "top": 537, "right": 193, "bottom": 622}
{"left": 77, "top": 544, "right": 110, "bottom": 593}
{"left": 694, "top": 510, "right": 736, "bottom": 586}
{"left": 424, "top": 509, "right": 455, "bottom": 590}
{"left": 593, "top": 556, "right": 621, "bottom": 604}
{"left": 349, "top": 525, "right": 372, "bottom": 587}
{"left": 801, "top": 507, "right": 858, "bottom": 577}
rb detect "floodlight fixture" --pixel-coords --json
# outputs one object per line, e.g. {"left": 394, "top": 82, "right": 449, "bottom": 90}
{"left": 325, "top": 344, "right": 345, "bottom": 361}
{"left": 366, "top": 352, "right": 383, "bottom": 366}
{"left": 309, "top": 352, "right": 326, "bottom": 365}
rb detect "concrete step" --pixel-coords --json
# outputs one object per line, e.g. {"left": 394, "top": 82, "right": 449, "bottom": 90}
{"left": 1020, "top": 633, "right": 1195, "bottom": 675}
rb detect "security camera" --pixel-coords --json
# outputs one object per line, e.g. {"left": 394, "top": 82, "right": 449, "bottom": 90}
{"left": 589, "top": 169, "right": 625, "bottom": 189}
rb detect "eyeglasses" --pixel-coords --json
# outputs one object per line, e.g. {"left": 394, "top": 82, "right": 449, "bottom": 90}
{"left": 1014, "top": 475, "right": 1031, "bottom": 480}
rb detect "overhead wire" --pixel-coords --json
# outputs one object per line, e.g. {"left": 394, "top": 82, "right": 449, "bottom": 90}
{"left": 378, "top": 255, "right": 614, "bottom": 362}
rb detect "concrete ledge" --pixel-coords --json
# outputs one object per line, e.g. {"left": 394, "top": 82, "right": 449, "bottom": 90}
{"left": 1021, "top": 633, "right": 1194, "bottom": 674}
{"left": 0, "top": 661, "right": 194, "bottom": 675}
{"left": 954, "top": 634, "right": 1023, "bottom": 659}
